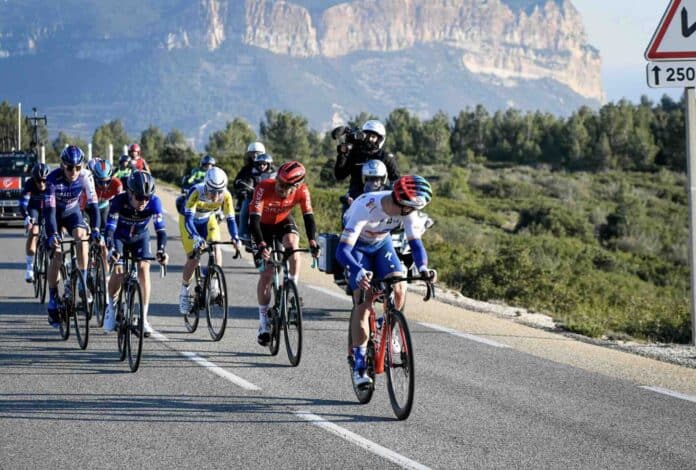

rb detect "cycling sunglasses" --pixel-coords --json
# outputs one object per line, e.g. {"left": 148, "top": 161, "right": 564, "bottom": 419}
{"left": 131, "top": 192, "right": 150, "bottom": 202}
{"left": 36, "top": 178, "right": 47, "bottom": 183}
{"left": 277, "top": 181, "right": 299, "bottom": 190}
{"left": 65, "top": 164, "right": 82, "bottom": 172}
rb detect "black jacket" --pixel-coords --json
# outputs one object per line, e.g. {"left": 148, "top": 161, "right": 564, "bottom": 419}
{"left": 334, "top": 147, "right": 400, "bottom": 199}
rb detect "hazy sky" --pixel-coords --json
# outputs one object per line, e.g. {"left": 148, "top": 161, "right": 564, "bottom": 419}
{"left": 573, "top": 0, "right": 682, "bottom": 103}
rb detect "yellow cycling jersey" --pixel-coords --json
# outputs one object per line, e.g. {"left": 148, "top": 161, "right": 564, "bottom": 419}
{"left": 185, "top": 183, "right": 235, "bottom": 220}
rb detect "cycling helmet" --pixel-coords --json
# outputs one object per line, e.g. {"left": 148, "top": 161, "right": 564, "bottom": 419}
{"left": 127, "top": 170, "right": 155, "bottom": 197}
{"left": 204, "top": 166, "right": 228, "bottom": 192}
{"left": 361, "top": 120, "right": 386, "bottom": 151}
{"left": 254, "top": 153, "right": 273, "bottom": 169}
{"left": 392, "top": 175, "right": 432, "bottom": 210}
{"left": 200, "top": 154, "right": 216, "bottom": 167}
{"left": 128, "top": 143, "right": 141, "bottom": 157}
{"left": 247, "top": 141, "right": 265, "bottom": 154}
{"left": 362, "top": 159, "right": 387, "bottom": 191}
{"left": 87, "top": 159, "right": 97, "bottom": 173}
{"left": 119, "top": 154, "right": 130, "bottom": 165}
{"left": 92, "top": 159, "right": 112, "bottom": 182}
{"left": 32, "top": 162, "right": 50, "bottom": 180}
{"left": 277, "top": 161, "right": 305, "bottom": 185}
{"left": 60, "top": 145, "right": 85, "bottom": 166}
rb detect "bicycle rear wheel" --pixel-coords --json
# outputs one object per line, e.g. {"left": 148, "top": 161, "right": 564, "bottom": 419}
{"left": 116, "top": 290, "right": 127, "bottom": 361}
{"left": 72, "top": 270, "right": 90, "bottom": 350}
{"left": 184, "top": 271, "right": 200, "bottom": 333}
{"left": 385, "top": 309, "right": 415, "bottom": 420}
{"left": 205, "top": 264, "right": 228, "bottom": 341}
{"left": 58, "top": 265, "right": 70, "bottom": 340}
{"left": 348, "top": 302, "right": 375, "bottom": 404}
{"left": 32, "top": 247, "right": 41, "bottom": 298}
{"left": 126, "top": 282, "right": 144, "bottom": 372}
{"left": 91, "top": 250, "right": 107, "bottom": 327}
{"left": 283, "top": 280, "right": 303, "bottom": 367}
{"left": 36, "top": 244, "right": 48, "bottom": 304}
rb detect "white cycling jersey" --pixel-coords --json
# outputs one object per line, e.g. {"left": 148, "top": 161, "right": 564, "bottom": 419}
{"left": 341, "top": 191, "right": 425, "bottom": 246}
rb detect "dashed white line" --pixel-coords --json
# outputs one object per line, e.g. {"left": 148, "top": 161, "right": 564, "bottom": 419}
{"left": 640, "top": 386, "right": 696, "bottom": 403}
{"left": 295, "top": 411, "right": 431, "bottom": 470}
{"left": 418, "top": 322, "right": 510, "bottom": 348}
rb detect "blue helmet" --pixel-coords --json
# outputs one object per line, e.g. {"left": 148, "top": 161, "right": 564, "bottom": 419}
{"left": 119, "top": 154, "right": 130, "bottom": 165}
{"left": 200, "top": 154, "right": 216, "bottom": 167}
{"left": 93, "top": 159, "right": 112, "bottom": 181}
{"left": 32, "top": 162, "right": 50, "bottom": 180}
{"left": 60, "top": 145, "right": 84, "bottom": 166}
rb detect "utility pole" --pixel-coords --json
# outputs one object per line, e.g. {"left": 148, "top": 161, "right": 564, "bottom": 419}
{"left": 25, "top": 107, "right": 47, "bottom": 155}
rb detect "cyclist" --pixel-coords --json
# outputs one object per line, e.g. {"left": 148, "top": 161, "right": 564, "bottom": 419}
{"left": 336, "top": 175, "right": 437, "bottom": 386}
{"left": 43, "top": 145, "right": 101, "bottom": 327}
{"left": 103, "top": 171, "right": 168, "bottom": 337}
{"left": 181, "top": 154, "right": 216, "bottom": 193}
{"left": 178, "top": 167, "right": 241, "bottom": 315}
{"left": 128, "top": 143, "right": 150, "bottom": 172}
{"left": 334, "top": 120, "right": 400, "bottom": 211}
{"left": 20, "top": 163, "right": 50, "bottom": 283}
{"left": 234, "top": 141, "right": 265, "bottom": 242}
{"left": 114, "top": 154, "right": 132, "bottom": 186}
{"left": 249, "top": 161, "right": 319, "bottom": 346}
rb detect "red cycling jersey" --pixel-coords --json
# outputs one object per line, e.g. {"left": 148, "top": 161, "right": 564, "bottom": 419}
{"left": 249, "top": 179, "right": 313, "bottom": 225}
{"left": 79, "top": 178, "right": 123, "bottom": 209}
{"left": 131, "top": 157, "right": 149, "bottom": 172}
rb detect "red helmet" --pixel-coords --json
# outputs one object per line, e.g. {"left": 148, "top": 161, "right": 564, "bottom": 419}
{"left": 277, "top": 161, "right": 306, "bottom": 185}
{"left": 128, "top": 143, "right": 141, "bottom": 157}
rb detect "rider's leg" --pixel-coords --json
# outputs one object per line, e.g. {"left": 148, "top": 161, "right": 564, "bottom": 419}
{"left": 283, "top": 232, "right": 300, "bottom": 282}
{"left": 138, "top": 260, "right": 151, "bottom": 326}
{"left": 73, "top": 226, "right": 88, "bottom": 284}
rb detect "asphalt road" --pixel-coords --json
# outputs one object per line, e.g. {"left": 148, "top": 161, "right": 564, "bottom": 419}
{"left": 2, "top": 203, "right": 696, "bottom": 469}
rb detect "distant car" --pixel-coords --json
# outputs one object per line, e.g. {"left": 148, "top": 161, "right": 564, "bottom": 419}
{"left": 0, "top": 151, "right": 37, "bottom": 220}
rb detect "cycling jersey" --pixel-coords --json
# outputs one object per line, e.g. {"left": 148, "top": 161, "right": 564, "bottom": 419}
{"left": 79, "top": 178, "right": 123, "bottom": 210}
{"left": 19, "top": 179, "right": 46, "bottom": 217}
{"left": 130, "top": 157, "right": 149, "bottom": 172}
{"left": 249, "top": 179, "right": 313, "bottom": 225}
{"left": 183, "top": 183, "right": 238, "bottom": 240}
{"left": 43, "top": 168, "right": 99, "bottom": 237}
{"left": 105, "top": 192, "right": 167, "bottom": 251}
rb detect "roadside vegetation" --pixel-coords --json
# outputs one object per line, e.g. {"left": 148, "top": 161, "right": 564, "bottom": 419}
{"left": 0, "top": 95, "right": 690, "bottom": 343}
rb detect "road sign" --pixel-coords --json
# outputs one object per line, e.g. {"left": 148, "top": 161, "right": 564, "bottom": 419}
{"left": 647, "top": 60, "right": 696, "bottom": 86}
{"left": 645, "top": 0, "right": 696, "bottom": 60}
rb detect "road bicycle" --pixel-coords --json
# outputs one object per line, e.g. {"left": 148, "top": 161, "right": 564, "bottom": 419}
{"left": 86, "top": 238, "right": 107, "bottom": 326}
{"left": 348, "top": 273, "right": 435, "bottom": 420}
{"left": 32, "top": 220, "right": 48, "bottom": 304}
{"left": 183, "top": 241, "right": 241, "bottom": 341}
{"left": 53, "top": 237, "right": 91, "bottom": 350}
{"left": 113, "top": 250, "right": 166, "bottom": 372}
{"left": 261, "top": 244, "right": 316, "bottom": 367}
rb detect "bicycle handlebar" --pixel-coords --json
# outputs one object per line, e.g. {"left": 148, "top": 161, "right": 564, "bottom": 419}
{"left": 370, "top": 273, "right": 436, "bottom": 301}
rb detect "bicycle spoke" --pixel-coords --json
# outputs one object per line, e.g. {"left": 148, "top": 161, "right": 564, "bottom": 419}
{"left": 385, "top": 310, "right": 415, "bottom": 420}
{"left": 205, "top": 265, "right": 228, "bottom": 341}
{"left": 283, "top": 280, "right": 303, "bottom": 367}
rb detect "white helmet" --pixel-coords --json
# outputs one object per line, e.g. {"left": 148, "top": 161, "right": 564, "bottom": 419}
{"left": 204, "top": 167, "right": 228, "bottom": 192}
{"left": 362, "top": 159, "right": 387, "bottom": 192}
{"left": 246, "top": 142, "right": 266, "bottom": 154}
{"left": 361, "top": 120, "right": 386, "bottom": 150}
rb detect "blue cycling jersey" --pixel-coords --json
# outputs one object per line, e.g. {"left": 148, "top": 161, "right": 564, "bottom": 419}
{"left": 105, "top": 192, "right": 167, "bottom": 251}
{"left": 43, "top": 168, "right": 99, "bottom": 236}
{"left": 19, "top": 179, "right": 46, "bottom": 217}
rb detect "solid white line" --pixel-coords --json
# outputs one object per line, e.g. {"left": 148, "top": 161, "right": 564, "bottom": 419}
{"left": 306, "top": 284, "right": 353, "bottom": 303}
{"left": 418, "top": 322, "right": 510, "bottom": 348}
{"left": 180, "top": 351, "right": 261, "bottom": 391}
{"left": 640, "top": 386, "right": 696, "bottom": 403}
{"left": 295, "top": 411, "right": 431, "bottom": 470}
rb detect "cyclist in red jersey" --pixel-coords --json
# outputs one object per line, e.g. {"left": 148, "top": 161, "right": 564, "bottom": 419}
{"left": 249, "top": 160, "right": 320, "bottom": 345}
{"left": 128, "top": 143, "right": 150, "bottom": 173}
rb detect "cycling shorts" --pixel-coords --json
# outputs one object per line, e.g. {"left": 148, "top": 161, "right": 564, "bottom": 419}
{"left": 345, "top": 237, "right": 403, "bottom": 291}
{"left": 179, "top": 215, "right": 220, "bottom": 255}
{"left": 113, "top": 231, "right": 152, "bottom": 265}
{"left": 259, "top": 215, "right": 299, "bottom": 246}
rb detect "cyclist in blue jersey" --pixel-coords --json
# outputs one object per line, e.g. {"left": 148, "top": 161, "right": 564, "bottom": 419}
{"left": 103, "top": 171, "right": 168, "bottom": 337}
{"left": 20, "top": 163, "right": 50, "bottom": 283}
{"left": 43, "top": 146, "right": 102, "bottom": 327}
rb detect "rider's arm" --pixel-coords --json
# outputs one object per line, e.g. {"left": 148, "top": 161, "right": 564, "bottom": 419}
{"left": 222, "top": 191, "right": 239, "bottom": 240}
{"left": 383, "top": 152, "right": 400, "bottom": 182}
{"left": 151, "top": 197, "right": 167, "bottom": 252}
{"left": 298, "top": 185, "right": 316, "bottom": 241}
{"left": 43, "top": 185, "right": 58, "bottom": 237}
{"left": 335, "top": 216, "right": 368, "bottom": 273}
{"left": 183, "top": 190, "right": 201, "bottom": 238}
{"left": 404, "top": 214, "right": 428, "bottom": 271}
{"left": 248, "top": 184, "right": 265, "bottom": 245}
{"left": 249, "top": 213, "right": 263, "bottom": 246}
{"left": 81, "top": 172, "right": 100, "bottom": 231}
{"left": 334, "top": 147, "right": 352, "bottom": 181}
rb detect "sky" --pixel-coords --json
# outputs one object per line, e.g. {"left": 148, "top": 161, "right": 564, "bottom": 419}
{"left": 572, "top": 0, "right": 683, "bottom": 104}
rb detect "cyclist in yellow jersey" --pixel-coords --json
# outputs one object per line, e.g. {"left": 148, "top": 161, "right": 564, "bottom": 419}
{"left": 178, "top": 167, "right": 241, "bottom": 314}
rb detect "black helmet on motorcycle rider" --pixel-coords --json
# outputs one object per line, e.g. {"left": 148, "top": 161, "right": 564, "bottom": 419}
{"left": 253, "top": 153, "right": 273, "bottom": 172}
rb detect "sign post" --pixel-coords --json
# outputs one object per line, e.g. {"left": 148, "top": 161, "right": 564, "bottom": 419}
{"left": 646, "top": 0, "right": 696, "bottom": 344}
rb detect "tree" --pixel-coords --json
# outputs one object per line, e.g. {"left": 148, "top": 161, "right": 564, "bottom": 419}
{"left": 414, "top": 111, "right": 451, "bottom": 165}
{"left": 451, "top": 105, "right": 491, "bottom": 165}
{"left": 92, "top": 119, "right": 130, "bottom": 158}
{"left": 51, "top": 132, "right": 88, "bottom": 162}
{"left": 0, "top": 101, "right": 33, "bottom": 152}
{"left": 259, "top": 110, "right": 311, "bottom": 163}
{"left": 139, "top": 125, "right": 166, "bottom": 163}
{"left": 385, "top": 108, "right": 420, "bottom": 158}
{"left": 206, "top": 118, "right": 257, "bottom": 176}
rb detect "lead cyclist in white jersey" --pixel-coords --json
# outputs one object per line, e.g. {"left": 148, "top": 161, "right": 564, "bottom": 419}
{"left": 336, "top": 175, "right": 436, "bottom": 386}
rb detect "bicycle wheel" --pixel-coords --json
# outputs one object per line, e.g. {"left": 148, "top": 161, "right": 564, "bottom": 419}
{"left": 347, "top": 304, "right": 375, "bottom": 404}
{"left": 91, "top": 250, "right": 107, "bottom": 327}
{"left": 283, "top": 279, "right": 303, "bottom": 367}
{"left": 126, "top": 282, "right": 144, "bottom": 372}
{"left": 268, "top": 307, "right": 281, "bottom": 356}
{"left": 116, "top": 290, "right": 127, "bottom": 361}
{"left": 32, "top": 247, "right": 40, "bottom": 298}
{"left": 385, "top": 309, "right": 415, "bottom": 420}
{"left": 71, "top": 270, "right": 90, "bottom": 350}
{"left": 183, "top": 270, "right": 200, "bottom": 333}
{"left": 205, "top": 264, "right": 228, "bottom": 341}
{"left": 36, "top": 244, "right": 48, "bottom": 304}
{"left": 58, "top": 264, "right": 70, "bottom": 340}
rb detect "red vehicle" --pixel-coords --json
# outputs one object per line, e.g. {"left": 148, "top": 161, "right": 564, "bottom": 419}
{"left": 0, "top": 151, "right": 36, "bottom": 220}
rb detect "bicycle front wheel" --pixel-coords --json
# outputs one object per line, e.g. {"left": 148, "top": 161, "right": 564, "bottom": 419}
{"left": 116, "top": 290, "right": 127, "bottom": 361}
{"left": 126, "top": 282, "right": 144, "bottom": 372}
{"left": 205, "top": 265, "right": 228, "bottom": 341}
{"left": 72, "top": 270, "right": 90, "bottom": 350}
{"left": 184, "top": 271, "right": 200, "bottom": 333}
{"left": 283, "top": 280, "right": 303, "bottom": 367}
{"left": 37, "top": 244, "right": 48, "bottom": 304}
{"left": 385, "top": 309, "right": 415, "bottom": 420}
{"left": 58, "top": 264, "right": 70, "bottom": 340}
{"left": 92, "top": 251, "right": 107, "bottom": 327}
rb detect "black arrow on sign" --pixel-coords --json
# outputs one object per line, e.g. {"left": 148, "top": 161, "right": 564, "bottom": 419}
{"left": 652, "top": 65, "right": 661, "bottom": 85}
{"left": 682, "top": 7, "right": 696, "bottom": 37}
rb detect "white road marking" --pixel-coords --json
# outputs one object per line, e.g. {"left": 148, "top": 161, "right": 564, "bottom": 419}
{"left": 418, "top": 322, "right": 510, "bottom": 348}
{"left": 640, "top": 386, "right": 696, "bottom": 403}
{"left": 295, "top": 411, "right": 431, "bottom": 470}
{"left": 181, "top": 351, "right": 261, "bottom": 391}
{"left": 306, "top": 284, "right": 353, "bottom": 302}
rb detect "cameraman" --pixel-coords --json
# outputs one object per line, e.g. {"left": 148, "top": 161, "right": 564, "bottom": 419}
{"left": 333, "top": 120, "right": 400, "bottom": 210}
